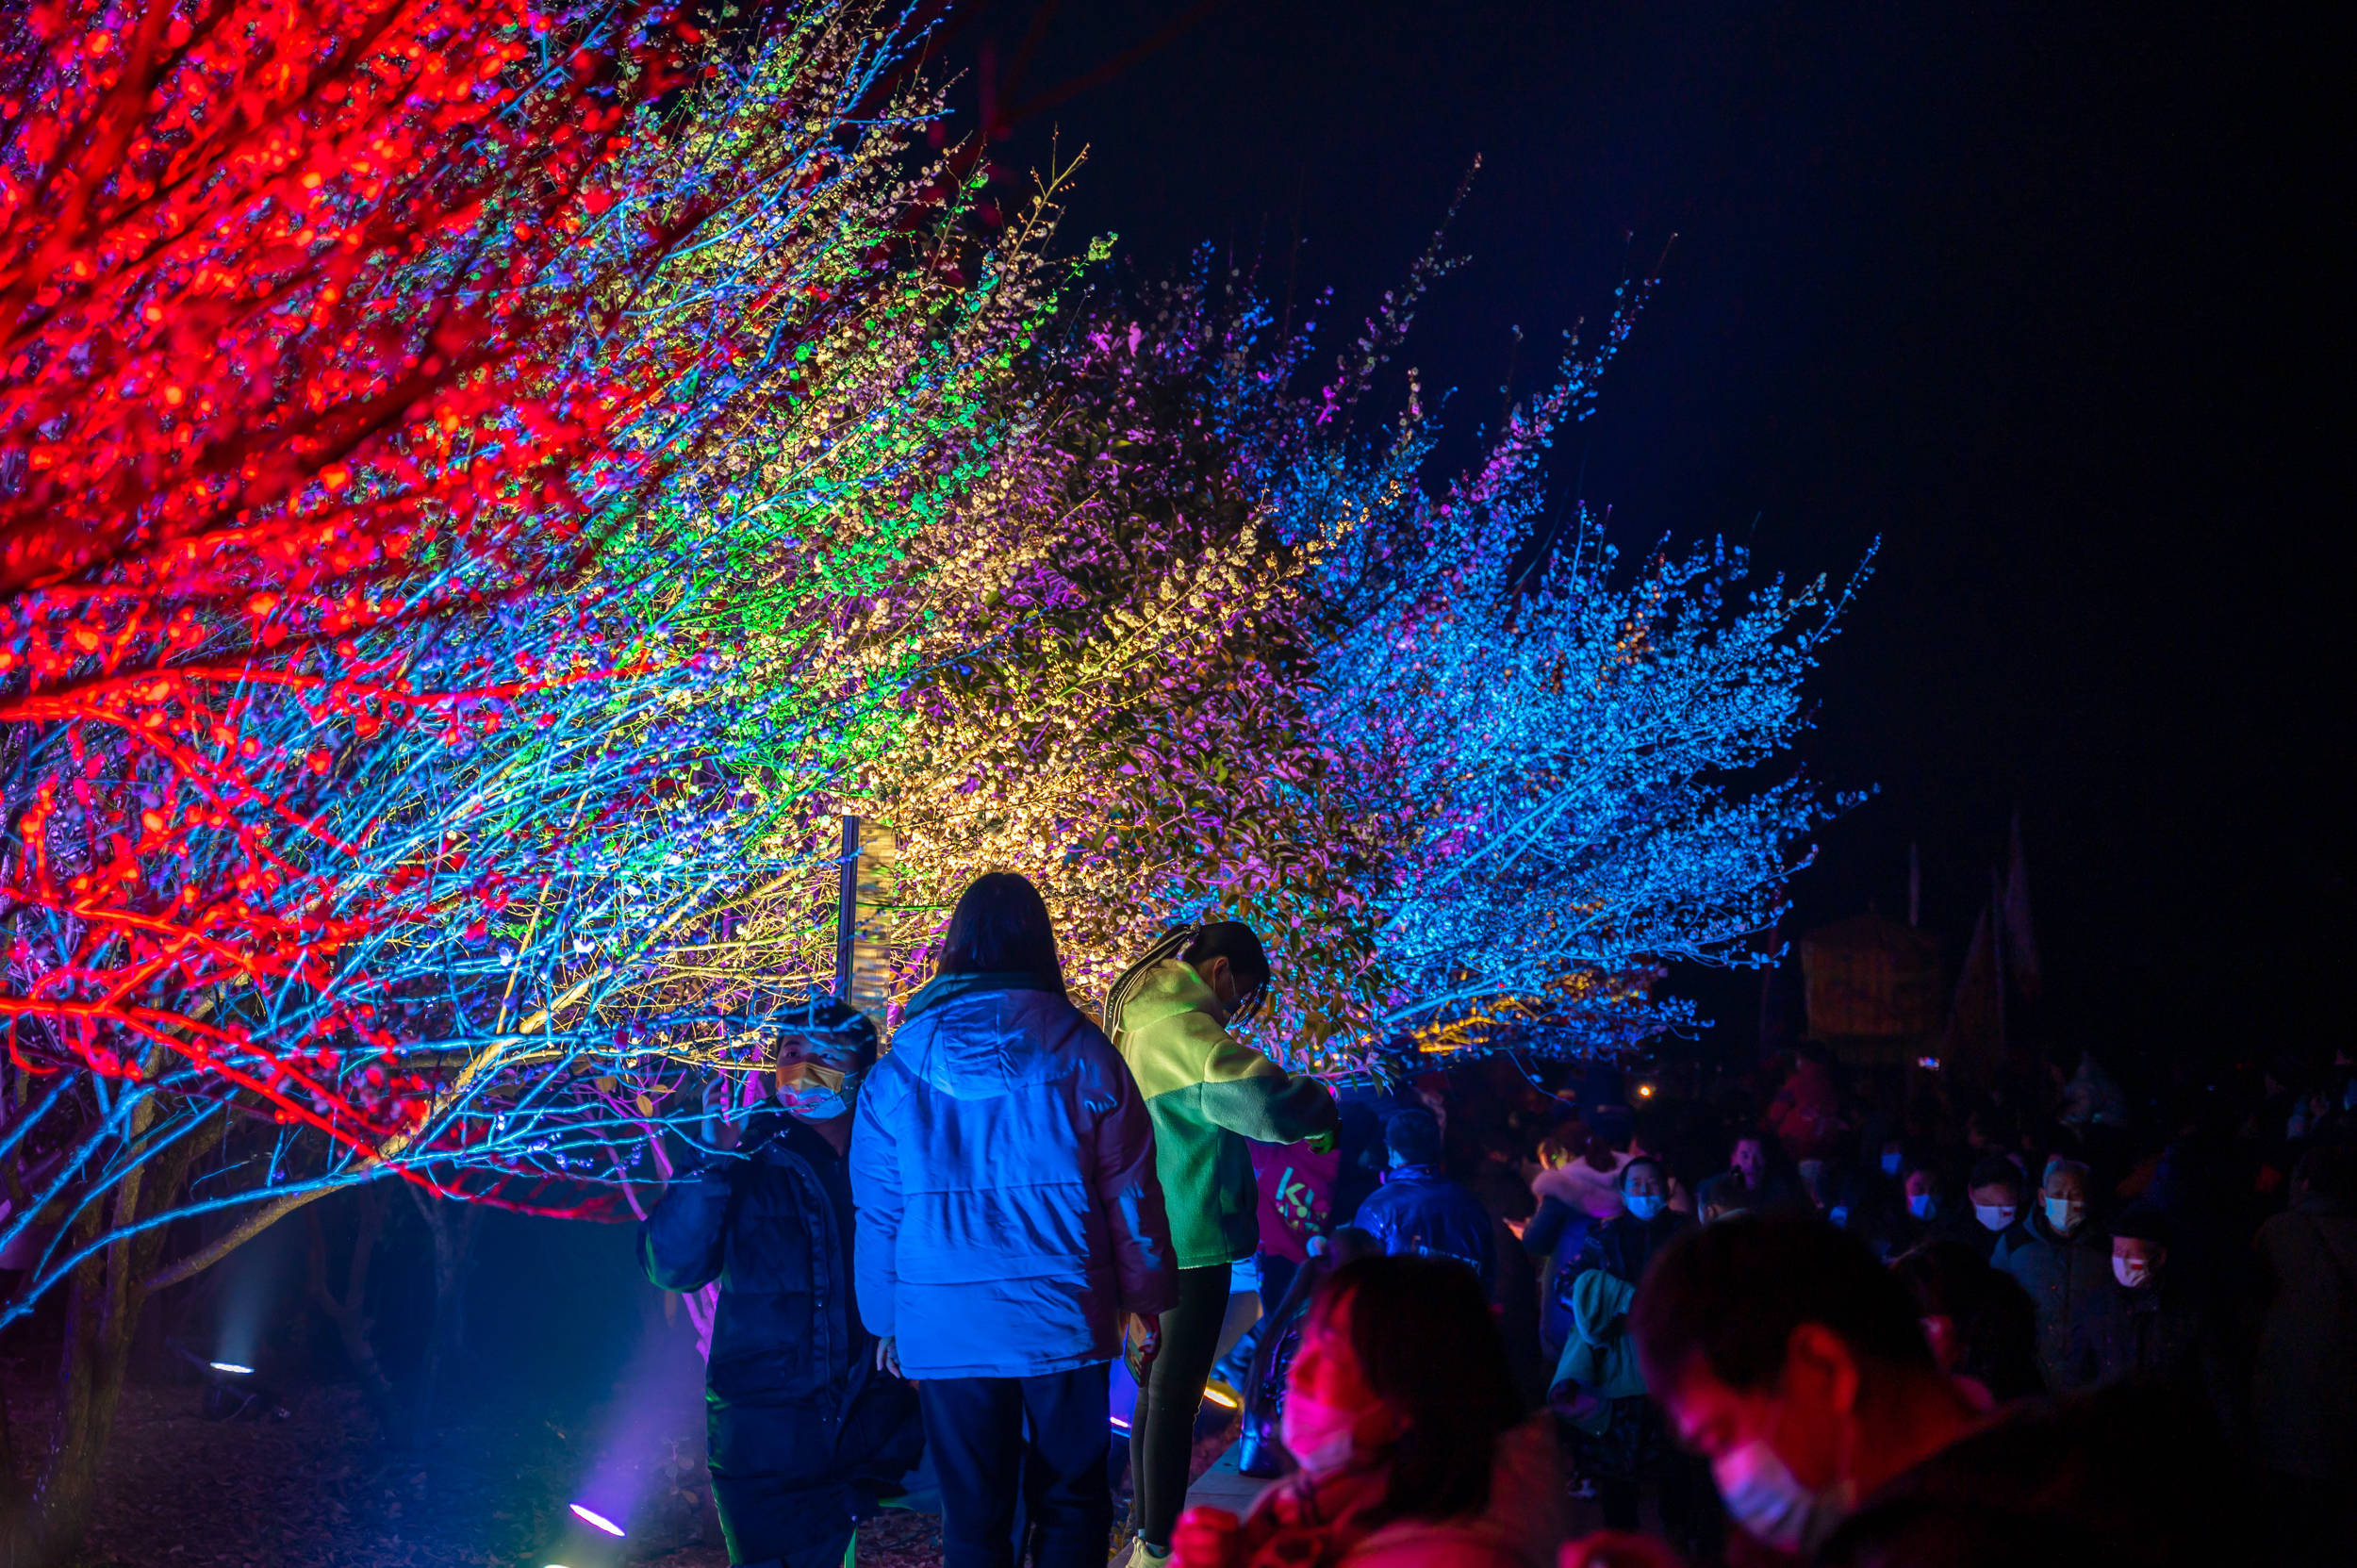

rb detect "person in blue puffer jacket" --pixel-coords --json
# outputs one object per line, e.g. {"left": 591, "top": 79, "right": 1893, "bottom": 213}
{"left": 641, "top": 995, "right": 922, "bottom": 1568}
{"left": 850, "top": 872, "right": 1177, "bottom": 1568}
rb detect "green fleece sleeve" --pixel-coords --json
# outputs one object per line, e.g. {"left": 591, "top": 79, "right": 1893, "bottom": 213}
{"left": 1195, "top": 1035, "right": 1339, "bottom": 1145}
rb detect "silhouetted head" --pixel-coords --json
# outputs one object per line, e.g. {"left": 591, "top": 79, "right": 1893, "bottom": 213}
{"left": 936, "top": 872, "right": 1063, "bottom": 986}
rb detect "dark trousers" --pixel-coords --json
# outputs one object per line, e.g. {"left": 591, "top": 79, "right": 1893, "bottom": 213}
{"left": 919, "top": 1364, "right": 1112, "bottom": 1568}
{"left": 1129, "top": 1264, "right": 1234, "bottom": 1549}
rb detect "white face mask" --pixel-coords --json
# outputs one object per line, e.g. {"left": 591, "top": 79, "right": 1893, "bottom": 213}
{"left": 1973, "top": 1202, "right": 2018, "bottom": 1233}
{"left": 1279, "top": 1388, "right": 1362, "bottom": 1477}
{"left": 1624, "top": 1192, "right": 1667, "bottom": 1222}
{"left": 2114, "top": 1255, "right": 2153, "bottom": 1289}
{"left": 2046, "top": 1196, "right": 2085, "bottom": 1235}
{"left": 1713, "top": 1438, "right": 1854, "bottom": 1555}
{"left": 1907, "top": 1193, "right": 1938, "bottom": 1221}
{"left": 1880, "top": 1150, "right": 1904, "bottom": 1176}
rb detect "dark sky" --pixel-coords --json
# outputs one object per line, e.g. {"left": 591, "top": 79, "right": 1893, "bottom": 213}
{"left": 937, "top": 1, "right": 2341, "bottom": 1064}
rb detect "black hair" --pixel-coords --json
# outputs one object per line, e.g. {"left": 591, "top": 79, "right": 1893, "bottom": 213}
{"left": 1384, "top": 1108, "right": 1443, "bottom": 1166}
{"left": 1310, "top": 1255, "right": 1524, "bottom": 1527}
{"left": 773, "top": 992, "right": 879, "bottom": 1063}
{"left": 2109, "top": 1202, "right": 2171, "bottom": 1244}
{"left": 1630, "top": 1212, "right": 1935, "bottom": 1394}
{"left": 1967, "top": 1155, "right": 2025, "bottom": 1196}
{"left": 936, "top": 872, "right": 1063, "bottom": 984}
{"left": 1179, "top": 919, "right": 1271, "bottom": 1006}
{"left": 1621, "top": 1153, "right": 1667, "bottom": 1189}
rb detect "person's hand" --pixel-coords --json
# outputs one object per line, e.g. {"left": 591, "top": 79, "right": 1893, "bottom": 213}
{"left": 1171, "top": 1504, "right": 1242, "bottom": 1568}
{"left": 1506, "top": 1215, "right": 1529, "bottom": 1241}
{"left": 875, "top": 1336, "right": 901, "bottom": 1378}
{"left": 1561, "top": 1531, "right": 1689, "bottom": 1568}
{"left": 701, "top": 1073, "right": 743, "bottom": 1152}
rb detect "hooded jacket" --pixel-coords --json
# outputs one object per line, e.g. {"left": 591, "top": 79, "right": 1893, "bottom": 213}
{"left": 849, "top": 975, "right": 1176, "bottom": 1379}
{"left": 1113, "top": 959, "right": 1338, "bottom": 1270}
{"left": 1551, "top": 1266, "right": 1645, "bottom": 1429}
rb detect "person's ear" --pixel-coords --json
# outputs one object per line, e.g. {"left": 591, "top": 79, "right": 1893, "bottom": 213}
{"left": 1784, "top": 1323, "right": 1863, "bottom": 1416}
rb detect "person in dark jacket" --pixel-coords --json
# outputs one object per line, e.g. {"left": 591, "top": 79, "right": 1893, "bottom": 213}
{"left": 641, "top": 997, "right": 921, "bottom": 1568}
{"left": 1565, "top": 1213, "right": 2236, "bottom": 1568}
{"left": 1962, "top": 1154, "right": 2030, "bottom": 1263}
{"left": 1890, "top": 1239, "right": 2043, "bottom": 1404}
{"left": 2249, "top": 1139, "right": 2357, "bottom": 1565}
{"left": 2065, "top": 1204, "right": 2226, "bottom": 1420}
{"left": 1564, "top": 1156, "right": 1715, "bottom": 1560}
{"left": 1524, "top": 1129, "right": 1601, "bottom": 1369}
{"left": 850, "top": 873, "right": 1176, "bottom": 1568}
{"left": 1233, "top": 1226, "right": 1382, "bottom": 1477}
{"left": 1350, "top": 1108, "right": 1496, "bottom": 1291}
{"left": 1994, "top": 1156, "right": 2112, "bottom": 1392}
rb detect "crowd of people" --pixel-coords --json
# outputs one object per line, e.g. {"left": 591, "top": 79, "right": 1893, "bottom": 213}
{"left": 642, "top": 872, "right": 2357, "bottom": 1568}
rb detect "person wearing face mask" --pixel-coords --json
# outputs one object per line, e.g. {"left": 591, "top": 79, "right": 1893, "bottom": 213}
{"left": 1565, "top": 1214, "right": 2234, "bottom": 1568}
{"left": 1961, "top": 1155, "right": 2030, "bottom": 1262}
{"left": 1560, "top": 1157, "right": 1716, "bottom": 1560}
{"left": 640, "top": 997, "right": 923, "bottom": 1568}
{"left": 2064, "top": 1205, "right": 2222, "bottom": 1413}
{"left": 1170, "top": 1255, "right": 1564, "bottom": 1568}
{"left": 1107, "top": 921, "right": 1340, "bottom": 1567}
{"left": 1993, "top": 1156, "right": 2113, "bottom": 1392}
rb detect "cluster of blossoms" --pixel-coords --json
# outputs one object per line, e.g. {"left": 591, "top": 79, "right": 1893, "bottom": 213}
{"left": 0, "top": 1, "right": 1862, "bottom": 1335}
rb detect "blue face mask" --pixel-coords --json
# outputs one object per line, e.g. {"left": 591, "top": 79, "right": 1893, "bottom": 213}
{"left": 1880, "top": 1150, "right": 1904, "bottom": 1176}
{"left": 1907, "top": 1192, "right": 1938, "bottom": 1221}
{"left": 1624, "top": 1192, "right": 1667, "bottom": 1222}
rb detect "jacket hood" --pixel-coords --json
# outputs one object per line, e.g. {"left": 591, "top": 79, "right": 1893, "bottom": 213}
{"left": 1113, "top": 957, "right": 1225, "bottom": 1041}
{"left": 904, "top": 969, "right": 1063, "bottom": 1023}
{"left": 890, "top": 982, "right": 1094, "bottom": 1102}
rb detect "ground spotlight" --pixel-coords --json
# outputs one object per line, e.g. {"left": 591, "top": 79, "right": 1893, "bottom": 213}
{"left": 569, "top": 1503, "right": 625, "bottom": 1538}
{"left": 208, "top": 1361, "right": 255, "bottom": 1376}
{"left": 1202, "top": 1381, "right": 1240, "bottom": 1410}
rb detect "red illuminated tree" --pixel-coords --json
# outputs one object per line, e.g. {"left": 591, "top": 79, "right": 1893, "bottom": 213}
{"left": 0, "top": 0, "right": 696, "bottom": 1547}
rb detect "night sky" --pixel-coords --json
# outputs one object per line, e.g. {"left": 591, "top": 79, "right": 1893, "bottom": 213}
{"left": 931, "top": 2, "right": 2339, "bottom": 1067}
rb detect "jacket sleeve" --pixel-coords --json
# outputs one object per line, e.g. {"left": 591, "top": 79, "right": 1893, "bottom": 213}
{"left": 1194, "top": 1028, "right": 1340, "bottom": 1145}
{"left": 1524, "top": 1194, "right": 1573, "bottom": 1258}
{"left": 640, "top": 1165, "right": 732, "bottom": 1293}
{"left": 1090, "top": 1042, "right": 1178, "bottom": 1318}
{"left": 848, "top": 1075, "right": 903, "bottom": 1338}
{"left": 1353, "top": 1185, "right": 1398, "bottom": 1254}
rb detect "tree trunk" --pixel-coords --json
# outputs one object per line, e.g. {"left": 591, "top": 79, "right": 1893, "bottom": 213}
{"left": 1, "top": 1095, "right": 205, "bottom": 1567}
{"left": 305, "top": 1188, "right": 406, "bottom": 1445}
{"left": 404, "top": 1188, "right": 481, "bottom": 1442}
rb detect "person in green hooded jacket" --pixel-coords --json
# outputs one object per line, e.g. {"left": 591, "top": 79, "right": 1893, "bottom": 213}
{"left": 1107, "top": 921, "right": 1339, "bottom": 1566}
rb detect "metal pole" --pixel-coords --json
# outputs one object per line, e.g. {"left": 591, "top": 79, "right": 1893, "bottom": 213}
{"left": 833, "top": 814, "right": 860, "bottom": 1000}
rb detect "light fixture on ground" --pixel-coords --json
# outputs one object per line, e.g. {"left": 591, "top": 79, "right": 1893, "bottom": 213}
{"left": 569, "top": 1503, "right": 625, "bottom": 1538}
